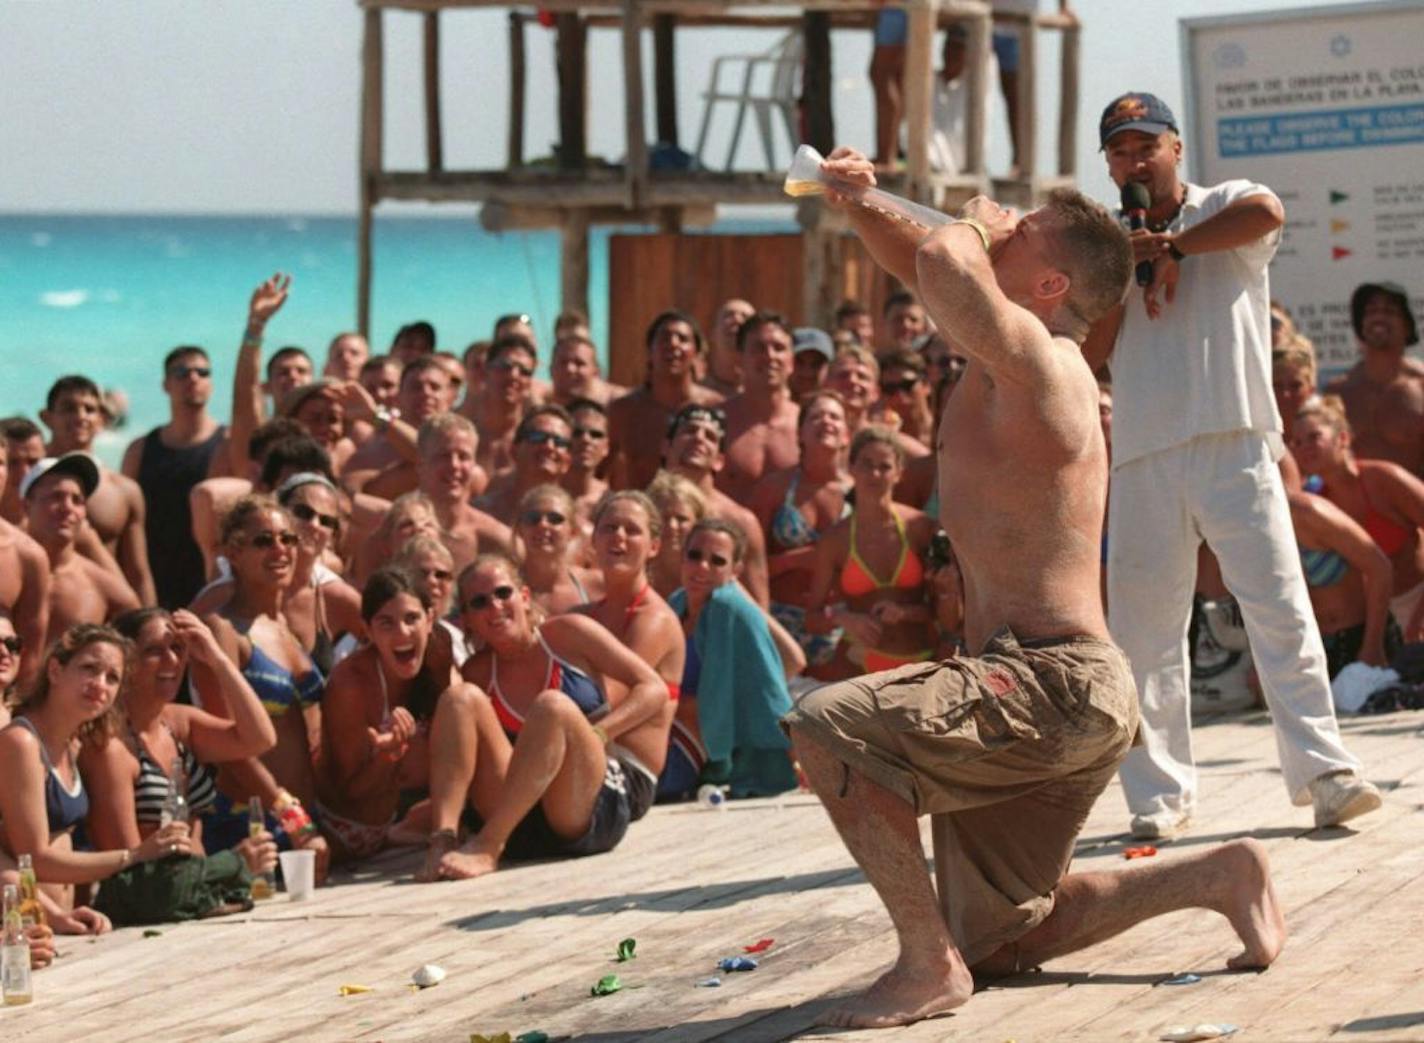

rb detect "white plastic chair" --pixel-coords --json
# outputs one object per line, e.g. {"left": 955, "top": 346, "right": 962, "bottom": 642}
{"left": 693, "top": 31, "right": 803, "bottom": 171}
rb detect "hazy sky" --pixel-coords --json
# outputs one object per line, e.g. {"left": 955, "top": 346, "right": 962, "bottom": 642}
{"left": 1, "top": 0, "right": 1350, "bottom": 215}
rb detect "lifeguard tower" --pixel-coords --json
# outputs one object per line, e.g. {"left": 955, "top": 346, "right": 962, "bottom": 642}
{"left": 354, "top": 0, "right": 1081, "bottom": 380}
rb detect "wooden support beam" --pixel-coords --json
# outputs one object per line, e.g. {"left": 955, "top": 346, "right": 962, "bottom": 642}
{"left": 480, "top": 201, "right": 717, "bottom": 231}
{"left": 556, "top": 13, "right": 588, "bottom": 169}
{"left": 903, "top": 0, "right": 937, "bottom": 203}
{"left": 653, "top": 14, "right": 678, "bottom": 147}
{"left": 803, "top": 11, "right": 834, "bottom": 154}
{"left": 962, "top": 8, "right": 989, "bottom": 177}
{"left": 507, "top": 11, "right": 525, "bottom": 167}
{"left": 1016, "top": 13, "right": 1037, "bottom": 179}
{"left": 621, "top": 0, "right": 648, "bottom": 209}
{"left": 358, "top": 7, "right": 384, "bottom": 337}
{"left": 561, "top": 211, "right": 591, "bottom": 320}
{"left": 423, "top": 11, "right": 443, "bottom": 172}
{"left": 1058, "top": 21, "right": 1080, "bottom": 178}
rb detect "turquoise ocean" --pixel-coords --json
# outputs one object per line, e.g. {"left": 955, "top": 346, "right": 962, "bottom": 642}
{"left": 0, "top": 213, "right": 787, "bottom": 469}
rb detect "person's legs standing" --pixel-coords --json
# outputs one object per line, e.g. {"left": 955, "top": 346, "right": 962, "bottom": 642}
{"left": 1194, "top": 433, "right": 1373, "bottom": 815}
{"left": 1109, "top": 443, "right": 1202, "bottom": 828}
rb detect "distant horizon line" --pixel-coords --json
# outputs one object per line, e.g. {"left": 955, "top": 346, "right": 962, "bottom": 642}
{"left": 0, "top": 203, "right": 798, "bottom": 222}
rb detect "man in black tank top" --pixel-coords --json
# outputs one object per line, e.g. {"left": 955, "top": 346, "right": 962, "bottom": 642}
{"left": 122, "top": 346, "right": 226, "bottom": 609}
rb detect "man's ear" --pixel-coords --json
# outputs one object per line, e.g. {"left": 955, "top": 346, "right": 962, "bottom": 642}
{"left": 1038, "top": 271, "right": 1071, "bottom": 304}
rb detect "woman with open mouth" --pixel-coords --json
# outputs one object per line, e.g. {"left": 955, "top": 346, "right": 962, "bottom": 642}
{"left": 422, "top": 554, "right": 667, "bottom": 881}
{"left": 515, "top": 484, "right": 603, "bottom": 617}
{"left": 319, "top": 566, "right": 477, "bottom": 864}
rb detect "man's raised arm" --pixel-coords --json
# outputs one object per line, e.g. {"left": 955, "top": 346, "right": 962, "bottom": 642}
{"left": 821, "top": 148, "right": 930, "bottom": 291}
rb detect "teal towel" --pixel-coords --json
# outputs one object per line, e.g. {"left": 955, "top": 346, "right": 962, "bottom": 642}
{"left": 671, "top": 584, "right": 798, "bottom": 797}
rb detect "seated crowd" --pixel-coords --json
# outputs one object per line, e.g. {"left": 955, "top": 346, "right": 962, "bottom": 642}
{"left": 0, "top": 273, "right": 1415, "bottom": 969}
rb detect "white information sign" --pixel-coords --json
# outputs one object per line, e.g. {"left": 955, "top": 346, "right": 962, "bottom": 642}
{"left": 1183, "top": 2, "right": 1424, "bottom": 374}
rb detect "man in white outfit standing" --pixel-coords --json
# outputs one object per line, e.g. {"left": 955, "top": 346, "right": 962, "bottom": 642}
{"left": 1083, "top": 92, "right": 1381, "bottom": 839}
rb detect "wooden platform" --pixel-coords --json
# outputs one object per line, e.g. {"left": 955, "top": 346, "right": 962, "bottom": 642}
{"left": 7, "top": 707, "right": 1424, "bottom": 1042}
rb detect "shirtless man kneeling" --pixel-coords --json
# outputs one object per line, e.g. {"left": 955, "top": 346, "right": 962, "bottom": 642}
{"left": 783, "top": 148, "right": 1286, "bottom": 1029}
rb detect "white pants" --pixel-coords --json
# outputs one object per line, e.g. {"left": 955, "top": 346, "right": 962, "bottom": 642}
{"left": 1108, "top": 431, "right": 1360, "bottom": 815}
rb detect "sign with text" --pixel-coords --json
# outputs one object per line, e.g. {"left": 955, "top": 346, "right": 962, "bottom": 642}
{"left": 1183, "top": 2, "right": 1424, "bottom": 374}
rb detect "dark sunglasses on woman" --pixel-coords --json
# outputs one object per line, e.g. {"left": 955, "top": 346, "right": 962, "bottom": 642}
{"left": 249, "top": 531, "right": 300, "bottom": 550}
{"left": 465, "top": 585, "right": 516, "bottom": 611}
{"left": 290, "top": 503, "right": 340, "bottom": 531}
{"left": 685, "top": 547, "right": 730, "bottom": 568}
{"left": 519, "top": 509, "right": 567, "bottom": 527}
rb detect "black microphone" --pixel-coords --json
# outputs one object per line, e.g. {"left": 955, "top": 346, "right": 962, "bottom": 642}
{"left": 1121, "top": 181, "right": 1154, "bottom": 287}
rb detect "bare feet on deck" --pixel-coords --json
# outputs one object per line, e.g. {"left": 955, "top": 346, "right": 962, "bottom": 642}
{"left": 436, "top": 837, "right": 503, "bottom": 881}
{"left": 1220, "top": 838, "right": 1287, "bottom": 970}
{"left": 414, "top": 830, "right": 460, "bottom": 883}
{"left": 821, "top": 953, "right": 974, "bottom": 1029}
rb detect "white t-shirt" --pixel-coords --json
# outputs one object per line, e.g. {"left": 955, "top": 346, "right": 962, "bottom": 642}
{"left": 1110, "top": 179, "right": 1283, "bottom": 469}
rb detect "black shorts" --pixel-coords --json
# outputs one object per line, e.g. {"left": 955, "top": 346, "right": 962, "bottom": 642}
{"left": 482, "top": 755, "right": 657, "bottom": 861}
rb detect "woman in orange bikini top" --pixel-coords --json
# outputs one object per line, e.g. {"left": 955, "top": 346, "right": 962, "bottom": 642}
{"left": 805, "top": 427, "right": 937, "bottom": 680}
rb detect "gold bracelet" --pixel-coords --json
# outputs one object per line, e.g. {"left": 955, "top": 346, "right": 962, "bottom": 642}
{"left": 591, "top": 723, "right": 610, "bottom": 746}
{"left": 952, "top": 217, "right": 992, "bottom": 254}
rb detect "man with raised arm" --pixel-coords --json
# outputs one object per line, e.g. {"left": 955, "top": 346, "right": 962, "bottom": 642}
{"left": 784, "top": 147, "right": 1286, "bottom": 1029}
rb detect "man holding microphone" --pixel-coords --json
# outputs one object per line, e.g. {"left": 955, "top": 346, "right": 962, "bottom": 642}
{"left": 1083, "top": 92, "right": 1379, "bottom": 839}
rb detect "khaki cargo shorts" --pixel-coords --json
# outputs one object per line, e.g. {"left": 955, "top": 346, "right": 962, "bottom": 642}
{"left": 783, "top": 626, "right": 1138, "bottom": 965}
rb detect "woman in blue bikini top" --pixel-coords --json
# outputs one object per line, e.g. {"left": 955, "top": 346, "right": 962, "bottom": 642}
{"left": 204, "top": 496, "right": 329, "bottom": 867}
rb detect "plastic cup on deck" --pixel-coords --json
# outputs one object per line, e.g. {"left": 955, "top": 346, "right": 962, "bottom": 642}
{"left": 279, "top": 849, "right": 316, "bottom": 901}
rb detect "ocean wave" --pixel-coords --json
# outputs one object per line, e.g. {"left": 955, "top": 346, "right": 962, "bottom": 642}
{"left": 40, "top": 289, "right": 89, "bottom": 308}
{"left": 31, "top": 232, "right": 51, "bottom": 247}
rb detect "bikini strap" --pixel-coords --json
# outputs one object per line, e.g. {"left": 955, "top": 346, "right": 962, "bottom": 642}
{"left": 10, "top": 716, "right": 53, "bottom": 770}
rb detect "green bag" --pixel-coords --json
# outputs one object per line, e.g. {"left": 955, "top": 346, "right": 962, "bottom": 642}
{"left": 94, "top": 849, "right": 254, "bottom": 926}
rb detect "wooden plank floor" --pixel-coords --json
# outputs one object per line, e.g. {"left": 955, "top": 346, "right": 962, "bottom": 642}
{"left": 5, "top": 706, "right": 1422, "bottom": 1043}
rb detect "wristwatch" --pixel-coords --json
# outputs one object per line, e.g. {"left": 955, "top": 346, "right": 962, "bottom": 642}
{"left": 1166, "top": 240, "right": 1186, "bottom": 263}
{"left": 373, "top": 406, "right": 393, "bottom": 432}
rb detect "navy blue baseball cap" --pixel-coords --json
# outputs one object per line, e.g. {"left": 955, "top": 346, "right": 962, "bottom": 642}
{"left": 1099, "top": 92, "right": 1178, "bottom": 148}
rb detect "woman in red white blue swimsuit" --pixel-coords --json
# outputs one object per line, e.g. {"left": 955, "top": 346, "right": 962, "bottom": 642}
{"left": 427, "top": 553, "right": 670, "bottom": 880}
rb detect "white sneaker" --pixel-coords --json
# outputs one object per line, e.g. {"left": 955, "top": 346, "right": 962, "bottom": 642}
{"left": 1129, "top": 808, "right": 1193, "bottom": 840}
{"left": 1309, "top": 771, "right": 1382, "bottom": 828}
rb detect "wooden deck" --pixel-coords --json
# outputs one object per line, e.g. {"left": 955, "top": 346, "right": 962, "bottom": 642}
{"left": 7, "top": 706, "right": 1423, "bottom": 1042}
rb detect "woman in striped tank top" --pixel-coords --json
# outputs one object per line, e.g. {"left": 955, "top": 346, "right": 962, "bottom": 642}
{"left": 79, "top": 608, "right": 277, "bottom": 874}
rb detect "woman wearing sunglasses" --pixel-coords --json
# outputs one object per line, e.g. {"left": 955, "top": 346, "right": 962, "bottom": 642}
{"left": 666, "top": 518, "right": 799, "bottom": 799}
{"left": 645, "top": 472, "right": 709, "bottom": 602}
{"left": 515, "top": 484, "right": 603, "bottom": 617}
{"left": 319, "top": 567, "right": 479, "bottom": 864}
{"left": 392, "top": 534, "right": 470, "bottom": 667}
{"left": 200, "top": 496, "right": 331, "bottom": 879}
{"left": 0, "top": 612, "right": 21, "bottom": 726}
{"left": 192, "top": 473, "right": 363, "bottom": 677}
{"left": 427, "top": 554, "right": 667, "bottom": 879}
{"left": 476, "top": 406, "right": 575, "bottom": 526}
{"left": 805, "top": 426, "right": 937, "bottom": 680}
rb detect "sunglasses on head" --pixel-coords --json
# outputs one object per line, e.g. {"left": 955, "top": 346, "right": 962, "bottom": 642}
{"left": 248, "top": 531, "right": 299, "bottom": 550}
{"left": 465, "top": 584, "right": 516, "bottom": 611}
{"left": 520, "top": 509, "right": 567, "bottom": 527}
{"left": 493, "top": 358, "right": 535, "bottom": 379}
{"left": 572, "top": 425, "right": 606, "bottom": 441}
{"left": 686, "top": 547, "right": 730, "bottom": 568}
{"left": 0, "top": 635, "right": 21, "bottom": 655}
{"left": 497, "top": 313, "right": 533, "bottom": 328}
{"left": 290, "top": 503, "right": 340, "bottom": 530}
{"left": 880, "top": 376, "right": 921, "bottom": 395}
{"left": 168, "top": 365, "right": 212, "bottom": 380}
{"left": 521, "top": 429, "right": 571, "bottom": 450}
